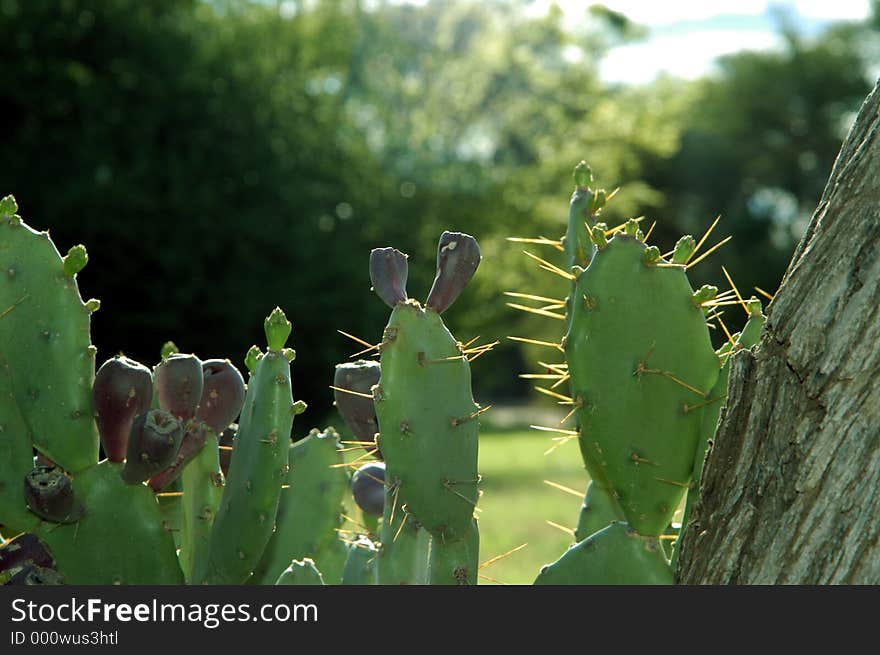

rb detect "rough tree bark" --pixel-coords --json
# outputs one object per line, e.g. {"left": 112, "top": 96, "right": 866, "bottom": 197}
{"left": 675, "top": 79, "right": 880, "bottom": 584}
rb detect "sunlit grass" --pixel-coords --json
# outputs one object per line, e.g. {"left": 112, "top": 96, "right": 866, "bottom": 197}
{"left": 477, "top": 429, "right": 588, "bottom": 585}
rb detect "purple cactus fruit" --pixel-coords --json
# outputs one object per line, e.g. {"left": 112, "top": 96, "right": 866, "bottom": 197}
{"left": 147, "top": 422, "right": 209, "bottom": 492}
{"left": 121, "top": 409, "right": 185, "bottom": 485}
{"left": 351, "top": 461, "right": 385, "bottom": 517}
{"left": 369, "top": 247, "right": 409, "bottom": 308}
{"left": 196, "top": 359, "right": 246, "bottom": 433}
{"left": 93, "top": 356, "right": 153, "bottom": 462}
{"left": 425, "top": 231, "right": 481, "bottom": 314}
{"left": 333, "top": 360, "right": 381, "bottom": 458}
{"left": 23, "top": 466, "right": 85, "bottom": 523}
{"left": 153, "top": 353, "right": 203, "bottom": 420}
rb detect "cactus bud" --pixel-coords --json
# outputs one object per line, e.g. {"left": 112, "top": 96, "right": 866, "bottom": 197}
{"left": 264, "top": 307, "right": 292, "bottom": 352}
{"left": 369, "top": 247, "right": 409, "bottom": 308}
{"left": 0, "top": 194, "right": 18, "bottom": 216}
{"left": 426, "top": 232, "right": 481, "bottom": 314}
{"left": 672, "top": 235, "right": 696, "bottom": 264}
{"left": 62, "top": 245, "right": 88, "bottom": 277}
{"left": 573, "top": 161, "right": 593, "bottom": 188}
{"left": 160, "top": 341, "right": 179, "bottom": 359}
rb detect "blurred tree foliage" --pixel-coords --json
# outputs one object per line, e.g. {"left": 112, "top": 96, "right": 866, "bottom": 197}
{"left": 0, "top": 0, "right": 876, "bottom": 422}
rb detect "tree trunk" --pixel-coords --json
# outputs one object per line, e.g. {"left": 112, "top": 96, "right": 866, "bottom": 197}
{"left": 675, "top": 79, "right": 880, "bottom": 584}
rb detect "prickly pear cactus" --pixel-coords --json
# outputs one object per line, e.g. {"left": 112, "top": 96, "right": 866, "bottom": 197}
{"left": 251, "top": 427, "right": 349, "bottom": 585}
{"left": 193, "top": 308, "right": 306, "bottom": 584}
{"left": 0, "top": 195, "right": 99, "bottom": 474}
{"left": 511, "top": 165, "right": 766, "bottom": 584}
{"left": 369, "top": 232, "right": 484, "bottom": 585}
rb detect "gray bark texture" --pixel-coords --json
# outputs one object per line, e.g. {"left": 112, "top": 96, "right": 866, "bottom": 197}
{"left": 675, "top": 79, "right": 880, "bottom": 584}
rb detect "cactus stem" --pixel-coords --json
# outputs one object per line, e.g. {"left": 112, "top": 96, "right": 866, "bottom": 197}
{"left": 392, "top": 511, "right": 410, "bottom": 542}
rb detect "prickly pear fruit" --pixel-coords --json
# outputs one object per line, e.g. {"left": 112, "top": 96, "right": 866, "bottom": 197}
{"left": 351, "top": 462, "right": 385, "bottom": 517}
{"left": 154, "top": 354, "right": 203, "bottom": 421}
{"left": 425, "top": 232, "right": 481, "bottom": 314}
{"left": 93, "top": 356, "right": 153, "bottom": 462}
{"left": 535, "top": 522, "right": 672, "bottom": 585}
{"left": 341, "top": 535, "right": 378, "bottom": 585}
{"left": 197, "top": 359, "right": 246, "bottom": 433}
{"left": 121, "top": 410, "right": 184, "bottom": 484}
{"left": 333, "top": 360, "right": 381, "bottom": 456}
{"left": 24, "top": 466, "right": 85, "bottom": 523}
{"left": 370, "top": 247, "right": 409, "bottom": 308}
{"left": 275, "top": 558, "right": 324, "bottom": 585}
{"left": 147, "top": 424, "right": 208, "bottom": 492}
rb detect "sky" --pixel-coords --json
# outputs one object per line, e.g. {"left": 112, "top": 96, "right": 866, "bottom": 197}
{"left": 562, "top": 0, "right": 873, "bottom": 83}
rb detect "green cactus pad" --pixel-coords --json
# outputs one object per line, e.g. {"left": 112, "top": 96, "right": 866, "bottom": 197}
{"left": 565, "top": 235, "right": 720, "bottom": 536}
{"left": 374, "top": 301, "right": 480, "bottom": 541}
{"left": 574, "top": 481, "right": 625, "bottom": 542}
{"left": 427, "top": 518, "right": 479, "bottom": 585}
{"left": 0, "top": 213, "right": 99, "bottom": 472}
{"left": 341, "top": 535, "right": 379, "bottom": 585}
{"left": 377, "top": 482, "right": 431, "bottom": 585}
{"left": 534, "top": 521, "right": 672, "bottom": 585}
{"left": 251, "top": 427, "right": 349, "bottom": 585}
{"left": 179, "top": 433, "right": 224, "bottom": 582}
{"left": 194, "top": 324, "right": 298, "bottom": 584}
{"left": 0, "top": 369, "right": 40, "bottom": 535}
{"left": 34, "top": 461, "right": 183, "bottom": 584}
{"left": 275, "top": 558, "right": 324, "bottom": 585}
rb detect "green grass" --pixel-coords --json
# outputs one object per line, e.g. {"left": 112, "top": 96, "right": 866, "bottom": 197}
{"left": 476, "top": 429, "right": 588, "bottom": 585}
